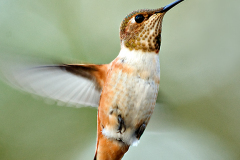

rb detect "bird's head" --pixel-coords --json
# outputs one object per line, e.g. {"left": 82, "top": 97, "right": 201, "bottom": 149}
{"left": 119, "top": 0, "right": 184, "bottom": 53}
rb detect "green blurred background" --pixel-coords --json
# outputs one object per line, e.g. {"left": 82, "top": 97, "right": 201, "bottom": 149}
{"left": 0, "top": 0, "right": 240, "bottom": 159}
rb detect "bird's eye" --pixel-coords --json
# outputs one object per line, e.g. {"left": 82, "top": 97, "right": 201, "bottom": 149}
{"left": 135, "top": 14, "right": 144, "bottom": 23}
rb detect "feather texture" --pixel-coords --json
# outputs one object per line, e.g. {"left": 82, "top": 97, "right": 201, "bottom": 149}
{"left": 0, "top": 54, "right": 108, "bottom": 107}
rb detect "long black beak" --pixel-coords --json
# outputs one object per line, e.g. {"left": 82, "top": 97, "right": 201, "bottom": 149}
{"left": 156, "top": 0, "right": 184, "bottom": 13}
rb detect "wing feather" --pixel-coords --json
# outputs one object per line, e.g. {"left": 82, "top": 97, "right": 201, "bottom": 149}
{"left": 0, "top": 54, "right": 108, "bottom": 108}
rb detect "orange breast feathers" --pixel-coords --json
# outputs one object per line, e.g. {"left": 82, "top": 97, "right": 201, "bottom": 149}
{"left": 98, "top": 55, "right": 160, "bottom": 146}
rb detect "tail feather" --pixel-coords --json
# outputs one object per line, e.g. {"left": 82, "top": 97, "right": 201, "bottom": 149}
{"left": 94, "top": 112, "right": 129, "bottom": 160}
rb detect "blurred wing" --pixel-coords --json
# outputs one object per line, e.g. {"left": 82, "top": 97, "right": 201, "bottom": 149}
{"left": 0, "top": 55, "right": 108, "bottom": 107}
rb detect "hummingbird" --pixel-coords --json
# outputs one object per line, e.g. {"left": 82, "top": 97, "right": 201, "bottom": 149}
{"left": 0, "top": 0, "right": 184, "bottom": 159}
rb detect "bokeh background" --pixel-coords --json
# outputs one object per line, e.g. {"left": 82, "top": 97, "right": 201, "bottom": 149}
{"left": 0, "top": 0, "right": 240, "bottom": 159}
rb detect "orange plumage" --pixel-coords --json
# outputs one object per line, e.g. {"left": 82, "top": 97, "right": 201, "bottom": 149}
{"left": 0, "top": 1, "right": 184, "bottom": 159}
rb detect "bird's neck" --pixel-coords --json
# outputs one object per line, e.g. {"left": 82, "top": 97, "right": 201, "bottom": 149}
{"left": 117, "top": 45, "right": 160, "bottom": 73}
